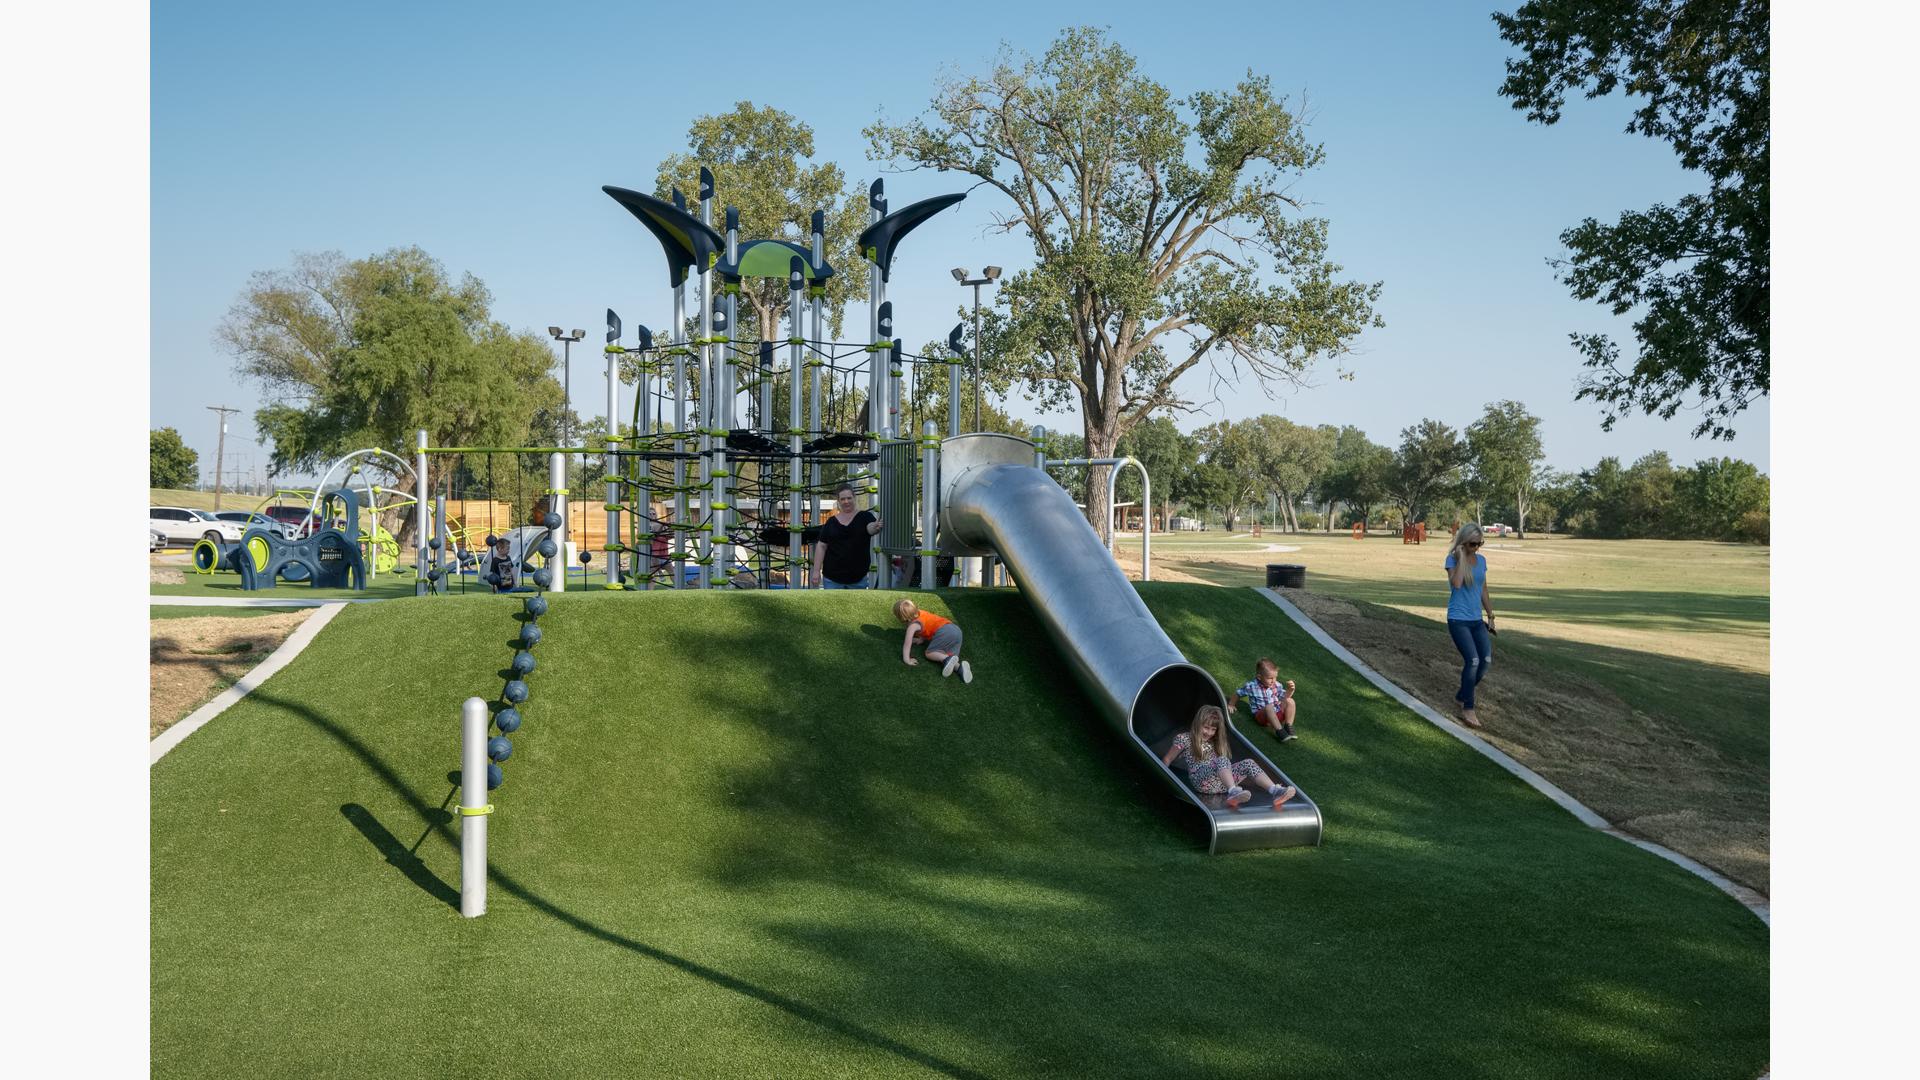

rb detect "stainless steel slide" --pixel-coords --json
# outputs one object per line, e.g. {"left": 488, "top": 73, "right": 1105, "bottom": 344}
{"left": 938, "top": 434, "right": 1322, "bottom": 853}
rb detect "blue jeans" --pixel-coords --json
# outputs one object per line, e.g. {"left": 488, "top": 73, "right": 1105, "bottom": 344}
{"left": 821, "top": 577, "right": 869, "bottom": 589}
{"left": 1448, "top": 619, "right": 1492, "bottom": 709}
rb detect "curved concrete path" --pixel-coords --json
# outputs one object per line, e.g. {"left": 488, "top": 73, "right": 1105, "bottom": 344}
{"left": 1255, "top": 587, "right": 1769, "bottom": 925}
{"left": 150, "top": 602, "right": 350, "bottom": 765}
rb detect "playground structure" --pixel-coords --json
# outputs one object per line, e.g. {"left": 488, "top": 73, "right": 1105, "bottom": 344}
{"left": 418, "top": 168, "right": 1316, "bottom": 859}
{"left": 188, "top": 450, "right": 422, "bottom": 590}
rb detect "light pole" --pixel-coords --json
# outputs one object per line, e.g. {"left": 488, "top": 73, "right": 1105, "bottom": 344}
{"left": 547, "top": 326, "right": 586, "bottom": 445}
{"left": 205, "top": 405, "right": 240, "bottom": 510}
{"left": 949, "top": 266, "right": 1001, "bottom": 432}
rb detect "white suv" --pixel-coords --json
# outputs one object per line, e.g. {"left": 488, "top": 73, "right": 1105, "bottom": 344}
{"left": 149, "top": 507, "right": 247, "bottom": 547}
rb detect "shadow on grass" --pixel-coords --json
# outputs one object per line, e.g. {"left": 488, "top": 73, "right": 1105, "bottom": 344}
{"left": 257, "top": 687, "right": 991, "bottom": 1080}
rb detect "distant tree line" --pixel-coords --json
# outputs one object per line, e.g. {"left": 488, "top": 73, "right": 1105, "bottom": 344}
{"left": 1082, "top": 400, "right": 1765, "bottom": 543}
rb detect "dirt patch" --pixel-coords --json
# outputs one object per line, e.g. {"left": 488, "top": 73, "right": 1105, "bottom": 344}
{"left": 151, "top": 566, "right": 187, "bottom": 585}
{"left": 151, "top": 611, "right": 313, "bottom": 738}
{"left": 1283, "top": 588, "right": 1768, "bottom": 895}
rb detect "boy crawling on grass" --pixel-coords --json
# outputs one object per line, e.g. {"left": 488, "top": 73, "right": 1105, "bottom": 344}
{"left": 893, "top": 599, "right": 973, "bottom": 683}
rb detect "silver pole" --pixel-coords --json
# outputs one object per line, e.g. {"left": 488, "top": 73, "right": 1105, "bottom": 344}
{"left": 698, "top": 173, "right": 716, "bottom": 588}
{"left": 808, "top": 214, "right": 826, "bottom": 568}
{"left": 921, "top": 420, "right": 938, "bottom": 590}
{"left": 947, "top": 343, "right": 961, "bottom": 438}
{"left": 788, "top": 259, "right": 806, "bottom": 589}
{"left": 548, "top": 451, "right": 567, "bottom": 593}
{"left": 414, "top": 429, "right": 429, "bottom": 595}
{"left": 634, "top": 338, "right": 652, "bottom": 591}
{"left": 719, "top": 206, "right": 741, "bottom": 587}
{"left": 605, "top": 347, "right": 621, "bottom": 590}
{"left": 671, "top": 283, "right": 688, "bottom": 589}
{"left": 459, "top": 696, "right": 490, "bottom": 918}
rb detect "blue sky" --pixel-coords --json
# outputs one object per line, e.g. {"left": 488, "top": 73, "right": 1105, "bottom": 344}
{"left": 151, "top": 0, "right": 1768, "bottom": 486}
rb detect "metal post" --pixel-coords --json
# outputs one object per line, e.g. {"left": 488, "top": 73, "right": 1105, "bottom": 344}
{"left": 972, "top": 282, "right": 984, "bottom": 433}
{"left": 459, "top": 696, "right": 490, "bottom": 918}
{"left": 947, "top": 342, "right": 961, "bottom": 438}
{"left": 671, "top": 266, "right": 688, "bottom": 590}
{"left": 605, "top": 345, "right": 622, "bottom": 590}
{"left": 433, "top": 494, "right": 448, "bottom": 595}
{"left": 414, "top": 429, "right": 429, "bottom": 595}
{"left": 788, "top": 258, "right": 806, "bottom": 590}
{"left": 698, "top": 169, "right": 716, "bottom": 588}
{"left": 868, "top": 182, "right": 889, "bottom": 591}
{"left": 808, "top": 213, "right": 826, "bottom": 577}
{"left": 548, "top": 451, "right": 567, "bottom": 593}
{"left": 921, "top": 421, "right": 938, "bottom": 590}
{"left": 633, "top": 327, "right": 652, "bottom": 590}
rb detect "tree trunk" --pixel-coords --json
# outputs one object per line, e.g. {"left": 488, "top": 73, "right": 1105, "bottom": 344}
{"left": 1515, "top": 482, "right": 1529, "bottom": 539}
{"left": 1082, "top": 422, "right": 1121, "bottom": 535}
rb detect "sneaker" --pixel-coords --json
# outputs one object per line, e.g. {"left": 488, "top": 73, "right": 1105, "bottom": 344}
{"left": 1271, "top": 785, "right": 1297, "bottom": 810}
{"left": 1281, "top": 724, "right": 1297, "bottom": 742}
{"left": 960, "top": 660, "right": 973, "bottom": 684}
{"left": 1225, "top": 788, "right": 1250, "bottom": 810}
{"left": 941, "top": 654, "right": 960, "bottom": 678}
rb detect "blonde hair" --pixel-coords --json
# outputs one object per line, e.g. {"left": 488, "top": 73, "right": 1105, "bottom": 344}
{"left": 892, "top": 598, "right": 919, "bottom": 623}
{"left": 1189, "top": 705, "right": 1229, "bottom": 761}
{"left": 1448, "top": 523, "right": 1485, "bottom": 586}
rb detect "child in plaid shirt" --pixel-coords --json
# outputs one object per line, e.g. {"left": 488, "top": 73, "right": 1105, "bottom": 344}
{"left": 1235, "top": 657, "right": 1299, "bottom": 741}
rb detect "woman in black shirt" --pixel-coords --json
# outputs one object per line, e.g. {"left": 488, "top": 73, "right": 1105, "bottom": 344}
{"left": 811, "top": 483, "right": 883, "bottom": 588}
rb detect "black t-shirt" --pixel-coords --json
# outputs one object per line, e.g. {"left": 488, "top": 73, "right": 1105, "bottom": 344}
{"left": 817, "top": 511, "right": 876, "bottom": 584}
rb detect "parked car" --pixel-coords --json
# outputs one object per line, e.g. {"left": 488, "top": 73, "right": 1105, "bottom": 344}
{"left": 149, "top": 507, "right": 247, "bottom": 546}
{"left": 149, "top": 527, "right": 165, "bottom": 553}
{"left": 1485, "top": 523, "right": 1512, "bottom": 537}
{"left": 260, "top": 504, "right": 326, "bottom": 538}
{"left": 212, "top": 510, "right": 299, "bottom": 540}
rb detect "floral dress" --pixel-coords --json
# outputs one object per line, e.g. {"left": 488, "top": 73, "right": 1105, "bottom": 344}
{"left": 1168, "top": 732, "right": 1259, "bottom": 795}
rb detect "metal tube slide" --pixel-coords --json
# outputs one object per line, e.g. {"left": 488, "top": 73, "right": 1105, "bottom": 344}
{"left": 938, "top": 434, "right": 1321, "bottom": 853}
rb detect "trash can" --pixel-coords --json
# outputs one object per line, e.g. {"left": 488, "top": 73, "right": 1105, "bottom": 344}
{"left": 1266, "top": 563, "right": 1306, "bottom": 589}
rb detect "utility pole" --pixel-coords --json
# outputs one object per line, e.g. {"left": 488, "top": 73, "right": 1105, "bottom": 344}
{"left": 206, "top": 405, "right": 240, "bottom": 510}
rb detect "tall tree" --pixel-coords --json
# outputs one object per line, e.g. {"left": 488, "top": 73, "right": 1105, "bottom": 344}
{"left": 1388, "top": 419, "right": 1469, "bottom": 525}
{"left": 869, "top": 27, "right": 1382, "bottom": 530}
{"left": 656, "top": 103, "right": 869, "bottom": 341}
{"left": 1679, "top": 456, "right": 1766, "bottom": 539}
{"left": 1466, "top": 400, "right": 1546, "bottom": 537}
{"left": 1255, "top": 416, "right": 1336, "bottom": 532}
{"left": 219, "top": 247, "right": 562, "bottom": 539}
{"left": 1319, "top": 425, "right": 1394, "bottom": 532}
{"left": 1193, "top": 419, "right": 1266, "bottom": 531}
{"left": 1115, "top": 416, "right": 1197, "bottom": 530}
{"left": 150, "top": 427, "right": 200, "bottom": 489}
{"left": 1494, "top": 0, "right": 1768, "bottom": 439}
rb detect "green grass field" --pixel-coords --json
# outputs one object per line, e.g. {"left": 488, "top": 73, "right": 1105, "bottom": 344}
{"left": 1145, "top": 532, "right": 1768, "bottom": 771}
{"left": 151, "top": 586, "right": 1766, "bottom": 1078}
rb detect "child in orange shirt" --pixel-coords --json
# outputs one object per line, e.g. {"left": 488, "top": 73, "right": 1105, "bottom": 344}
{"left": 893, "top": 598, "right": 973, "bottom": 683}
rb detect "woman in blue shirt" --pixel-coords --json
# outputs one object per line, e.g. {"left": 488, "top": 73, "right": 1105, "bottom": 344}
{"left": 1443, "top": 523, "right": 1497, "bottom": 728}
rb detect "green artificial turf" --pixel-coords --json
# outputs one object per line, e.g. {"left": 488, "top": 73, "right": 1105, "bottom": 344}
{"left": 151, "top": 585, "right": 1766, "bottom": 1079}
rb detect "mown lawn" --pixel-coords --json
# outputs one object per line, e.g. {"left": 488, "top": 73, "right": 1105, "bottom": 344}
{"left": 151, "top": 586, "right": 1766, "bottom": 1079}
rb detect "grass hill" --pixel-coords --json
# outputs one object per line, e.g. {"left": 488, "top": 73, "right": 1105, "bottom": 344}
{"left": 150, "top": 585, "right": 1767, "bottom": 1079}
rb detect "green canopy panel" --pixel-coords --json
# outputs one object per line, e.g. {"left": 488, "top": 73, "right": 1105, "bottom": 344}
{"left": 716, "top": 239, "right": 836, "bottom": 282}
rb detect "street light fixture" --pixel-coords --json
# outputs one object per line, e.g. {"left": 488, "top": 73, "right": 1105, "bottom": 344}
{"left": 548, "top": 326, "right": 586, "bottom": 445}
{"left": 952, "top": 268, "right": 1002, "bottom": 431}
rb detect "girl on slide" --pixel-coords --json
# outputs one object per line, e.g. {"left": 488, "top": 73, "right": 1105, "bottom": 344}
{"left": 1443, "top": 523, "right": 1497, "bottom": 729}
{"left": 1162, "top": 706, "right": 1296, "bottom": 811}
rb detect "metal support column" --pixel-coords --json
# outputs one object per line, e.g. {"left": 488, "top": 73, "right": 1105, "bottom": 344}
{"left": 414, "top": 429, "right": 429, "bottom": 595}
{"left": 604, "top": 342, "right": 622, "bottom": 590}
{"left": 459, "top": 696, "right": 490, "bottom": 917}
{"left": 921, "top": 420, "right": 938, "bottom": 590}
{"left": 548, "top": 451, "right": 568, "bottom": 592}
